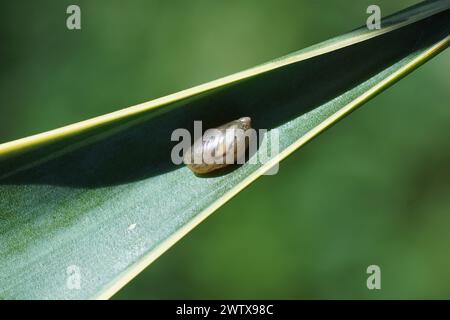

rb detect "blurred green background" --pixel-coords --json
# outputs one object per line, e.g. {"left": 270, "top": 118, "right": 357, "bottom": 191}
{"left": 1, "top": 0, "right": 449, "bottom": 299}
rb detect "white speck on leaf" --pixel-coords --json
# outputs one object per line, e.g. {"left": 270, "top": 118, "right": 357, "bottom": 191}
{"left": 127, "top": 223, "right": 137, "bottom": 231}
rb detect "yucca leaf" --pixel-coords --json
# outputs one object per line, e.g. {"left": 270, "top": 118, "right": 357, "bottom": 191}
{"left": 0, "top": 0, "right": 449, "bottom": 299}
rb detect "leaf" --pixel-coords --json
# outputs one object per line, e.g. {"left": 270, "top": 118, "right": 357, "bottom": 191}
{"left": 0, "top": 1, "right": 449, "bottom": 299}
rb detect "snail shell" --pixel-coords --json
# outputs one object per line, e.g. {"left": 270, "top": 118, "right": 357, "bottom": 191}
{"left": 184, "top": 117, "right": 252, "bottom": 174}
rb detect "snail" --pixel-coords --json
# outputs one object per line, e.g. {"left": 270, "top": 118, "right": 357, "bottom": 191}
{"left": 184, "top": 117, "right": 252, "bottom": 174}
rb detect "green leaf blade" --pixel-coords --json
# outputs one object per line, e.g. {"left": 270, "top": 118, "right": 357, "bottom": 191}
{"left": 0, "top": 1, "right": 449, "bottom": 299}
